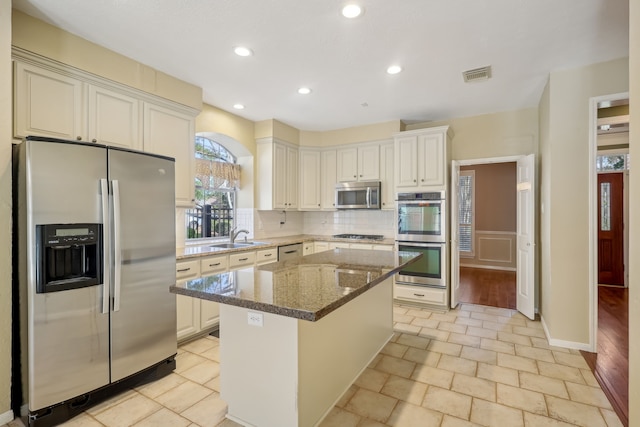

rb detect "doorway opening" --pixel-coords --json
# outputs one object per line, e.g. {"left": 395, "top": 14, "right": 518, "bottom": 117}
{"left": 451, "top": 154, "right": 536, "bottom": 319}
{"left": 456, "top": 162, "right": 517, "bottom": 309}
{"left": 584, "top": 93, "right": 629, "bottom": 425}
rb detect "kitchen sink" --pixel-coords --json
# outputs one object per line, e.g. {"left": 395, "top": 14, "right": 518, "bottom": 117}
{"left": 210, "top": 243, "right": 251, "bottom": 249}
{"left": 210, "top": 241, "right": 268, "bottom": 249}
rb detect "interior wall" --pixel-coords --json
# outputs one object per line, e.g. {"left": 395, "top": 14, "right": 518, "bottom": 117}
{"left": 299, "top": 120, "right": 402, "bottom": 147}
{"left": 627, "top": 0, "right": 639, "bottom": 423}
{"left": 407, "top": 108, "right": 539, "bottom": 160}
{"left": 11, "top": 10, "right": 202, "bottom": 109}
{"left": 542, "top": 57, "right": 629, "bottom": 346}
{"left": 196, "top": 104, "right": 255, "bottom": 156}
{"left": 460, "top": 163, "right": 516, "bottom": 270}
{"left": 0, "top": 1, "right": 11, "bottom": 420}
{"left": 461, "top": 163, "right": 516, "bottom": 231}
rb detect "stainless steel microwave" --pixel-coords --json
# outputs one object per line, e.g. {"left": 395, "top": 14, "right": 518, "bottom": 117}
{"left": 335, "top": 181, "right": 381, "bottom": 209}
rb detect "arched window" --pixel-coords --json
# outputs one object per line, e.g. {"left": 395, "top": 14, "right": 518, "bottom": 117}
{"left": 186, "top": 136, "right": 240, "bottom": 240}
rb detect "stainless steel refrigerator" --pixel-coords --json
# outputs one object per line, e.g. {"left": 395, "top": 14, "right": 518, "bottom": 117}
{"left": 13, "top": 136, "right": 177, "bottom": 426}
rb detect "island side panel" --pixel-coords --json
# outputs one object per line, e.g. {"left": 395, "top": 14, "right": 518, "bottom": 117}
{"left": 219, "top": 305, "right": 299, "bottom": 427}
{"left": 298, "top": 278, "right": 394, "bottom": 426}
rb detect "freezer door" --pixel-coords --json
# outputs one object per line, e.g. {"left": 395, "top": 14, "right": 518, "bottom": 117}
{"left": 21, "top": 139, "right": 110, "bottom": 410}
{"left": 108, "top": 148, "right": 177, "bottom": 381}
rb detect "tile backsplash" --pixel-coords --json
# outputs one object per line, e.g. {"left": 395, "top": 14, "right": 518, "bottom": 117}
{"left": 254, "top": 209, "right": 395, "bottom": 239}
{"left": 177, "top": 208, "right": 395, "bottom": 247}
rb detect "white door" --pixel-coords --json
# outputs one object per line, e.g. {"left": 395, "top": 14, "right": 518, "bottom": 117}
{"left": 516, "top": 154, "right": 536, "bottom": 319}
{"left": 450, "top": 161, "right": 460, "bottom": 308}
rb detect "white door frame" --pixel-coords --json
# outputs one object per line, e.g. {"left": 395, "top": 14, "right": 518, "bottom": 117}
{"left": 451, "top": 155, "right": 536, "bottom": 317}
{"left": 588, "top": 91, "right": 629, "bottom": 352}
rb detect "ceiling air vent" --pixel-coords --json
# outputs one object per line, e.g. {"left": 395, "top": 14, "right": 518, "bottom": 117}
{"left": 462, "top": 66, "right": 492, "bottom": 83}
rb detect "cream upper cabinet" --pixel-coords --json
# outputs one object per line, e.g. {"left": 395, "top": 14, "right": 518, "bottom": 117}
{"left": 380, "top": 142, "right": 395, "bottom": 209}
{"left": 299, "top": 149, "right": 321, "bottom": 210}
{"left": 15, "top": 62, "right": 143, "bottom": 150}
{"left": 394, "top": 126, "right": 452, "bottom": 191}
{"left": 14, "top": 61, "right": 84, "bottom": 141}
{"left": 336, "top": 145, "right": 380, "bottom": 182}
{"left": 257, "top": 138, "right": 299, "bottom": 210}
{"left": 87, "top": 85, "right": 142, "bottom": 150}
{"left": 143, "top": 102, "right": 196, "bottom": 207}
{"left": 321, "top": 150, "right": 337, "bottom": 210}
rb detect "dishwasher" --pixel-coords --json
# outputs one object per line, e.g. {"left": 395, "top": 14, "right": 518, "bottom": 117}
{"left": 277, "top": 243, "right": 303, "bottom": 261}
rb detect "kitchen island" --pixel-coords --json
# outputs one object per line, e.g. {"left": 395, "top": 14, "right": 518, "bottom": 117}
{"left": 171, "top": 249, "right": 420, "bottom": 427}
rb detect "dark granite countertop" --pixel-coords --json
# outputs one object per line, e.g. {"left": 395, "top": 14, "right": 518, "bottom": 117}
{"left": 170, "top": 248, "right": 421, "bottom": 321}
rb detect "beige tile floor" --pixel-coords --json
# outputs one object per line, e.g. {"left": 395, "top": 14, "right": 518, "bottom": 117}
{"left": 2, "top": 303, "right": 623, "bottom": 427}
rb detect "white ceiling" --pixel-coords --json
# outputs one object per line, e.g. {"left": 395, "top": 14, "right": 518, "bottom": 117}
{"left": 12, "top": 0, "right": 629, "bottom": 132}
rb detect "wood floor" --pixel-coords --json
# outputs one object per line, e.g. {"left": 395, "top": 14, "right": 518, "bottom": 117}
{"left": 458, "top": 266, "right": 516, "bottom": 309}
{"left": 581, "top": 285, "right": 629, "bottom": 427}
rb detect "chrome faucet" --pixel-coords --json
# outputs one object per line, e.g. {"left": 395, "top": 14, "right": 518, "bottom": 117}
{"left": 230, "top": 227, "right": 250, "bottom": 243}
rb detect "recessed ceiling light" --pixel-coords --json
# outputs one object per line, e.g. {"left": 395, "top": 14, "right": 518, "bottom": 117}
{"left": 298, "top": 87, "right": 312, "bottom": 95}
{"left": 234, "top": 46, "right": 253, "bottom": 57}
{"left": 386, "top": 65, "right": 402, "bottom": 75}
{"left": 342, "top": 4, "right": 363, "bottom": 18}
{"left": 233, "top": 104, "right": 245, "bottom": 110}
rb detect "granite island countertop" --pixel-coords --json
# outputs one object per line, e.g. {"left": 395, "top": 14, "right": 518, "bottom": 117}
{"left": 170, "top": 248, "right": 421, "bottom": 321}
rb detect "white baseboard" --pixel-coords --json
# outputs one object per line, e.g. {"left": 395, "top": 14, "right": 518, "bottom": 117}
{"left": 540, "top": 316, "right": 594, "bottom": 352}
{"left": 0, "top": 409, "right": 14, "bottom": 424}
{"left": 459, "top": 263, "right": 516, "bottom": 272}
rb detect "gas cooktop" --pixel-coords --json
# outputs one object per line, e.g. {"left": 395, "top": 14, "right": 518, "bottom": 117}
{"left": 332, "top": 234, "right": 385, "bottom": 241}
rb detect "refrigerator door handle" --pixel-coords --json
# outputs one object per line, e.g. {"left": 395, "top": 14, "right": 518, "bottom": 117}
{"left": 113, "top": 179, "right": 122, "bottom": 312}
{"left": 100, "top": 179, "right": 110, "bottom": 314}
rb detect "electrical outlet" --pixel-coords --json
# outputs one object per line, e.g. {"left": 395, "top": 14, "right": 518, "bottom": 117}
{"left": 247, "top": 312, "right": 263, "bottom": 327}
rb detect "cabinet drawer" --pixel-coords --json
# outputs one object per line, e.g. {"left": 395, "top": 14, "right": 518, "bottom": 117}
{"left": 176, "top": 259, "right": 200, "bottom": 280}
{"left": 256, "top": 248, "right": 277, "bottom": 265}
{"left": 394, "top": 285, "right": 446, "bottom": 305}
{"left": 229, "top": 251, "right": 256, "bottom": 269}
{"left": 314, "top": 241, "right": 330, "bottom": 253}
{"left": 329, "top": 242, "right": 350, "bottom": 249}
{"left": 200, "top": 254, "right": 229, "bottom": 275}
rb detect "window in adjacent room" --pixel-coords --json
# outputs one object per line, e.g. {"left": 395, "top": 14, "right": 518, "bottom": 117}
{"left": 186, "top": 136, "right": 240, "bottom": 240}
{"left": 596, "top": 153, "right": 629, "bottom": 171}
{"left": 458, "top": 170, "right": 475, "bottom": 256}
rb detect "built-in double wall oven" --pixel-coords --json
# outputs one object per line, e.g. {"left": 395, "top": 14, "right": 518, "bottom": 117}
{"left": 395, "top": 191, "right": 447, "bottom": 288}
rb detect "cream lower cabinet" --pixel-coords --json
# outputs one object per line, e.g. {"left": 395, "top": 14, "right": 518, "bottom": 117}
{"left": 313, "top": 241, "right": 330, "bottom": 253}
{"left": 177, "top": 248, "right": 277, "bottom": 342}
{"left": 302, "top": 242, "right": 315, "bottom": 256}
{"left": 176, "top": 259, "right": 202, "bottom": 341}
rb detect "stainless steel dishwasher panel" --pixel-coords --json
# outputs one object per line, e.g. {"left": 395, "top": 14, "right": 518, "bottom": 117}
{"left": 277, "top": 243, "right": 303, "bottom": 261}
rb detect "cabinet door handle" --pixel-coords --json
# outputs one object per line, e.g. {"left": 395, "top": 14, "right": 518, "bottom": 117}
{"left": 421, "top": 179, "right": 424, "bottom": 182}
{"left": 239, "top": 257, "right": 249, "bottom": 261}
{"left": 92, "top": 138, "right": 97, "bottom": 143}
{"left": 413, "top": 179, "right": 417, "bottom": 183}
{"left": 264, "top": 253, "right": 273, "bottom": 257}
{"left": 413, "top": 293, "right": 425, "bottom": 297}
{"left": 177, "top": 267, "right": 191, "bottom": 273}
{"left": 209, "top": 262, "right": 221, "bottom": 267}
{"left": 76, "top": 136, "right": 82, "bottom": 141}
{"left": 284, "top": 250, "right": 297, "bottom": 254}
